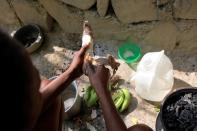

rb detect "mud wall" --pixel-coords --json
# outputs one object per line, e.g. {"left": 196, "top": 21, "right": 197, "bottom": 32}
{"left": 0, "top": 0, "right": 197, "bottom": 54}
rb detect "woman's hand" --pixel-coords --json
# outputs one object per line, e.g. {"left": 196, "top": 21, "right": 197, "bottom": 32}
{"left": 68, "top": 45, "right": 89, "bottom": 79}
{"left": 84, "top": 61, "right": 110, "bottom": 93}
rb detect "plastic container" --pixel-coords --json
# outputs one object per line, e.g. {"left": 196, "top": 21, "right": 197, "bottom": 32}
{"left": 135, "top": 50, "right": 174, "bottom": 102}
{"left": 118, "top": 41, "right": 141, "bottom": 70}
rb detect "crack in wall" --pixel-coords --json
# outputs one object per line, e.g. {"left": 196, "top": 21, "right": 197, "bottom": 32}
{"left": 7, "top": 0, "right": 23, "bottom": 26}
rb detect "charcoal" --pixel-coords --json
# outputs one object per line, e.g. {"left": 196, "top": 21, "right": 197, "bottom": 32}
{"left": 180, "top": 109, "right": 193, "bottom": 120}
{"left": 193, "top": 126, "right": 197, "bottom": 131}
{"left": 193, "top": 98, "right": 197, "bottom": 104}
{"left": 163, "top": 93, "right": 197, "bottom": 131}
{"left": 175, "top": 105, "right": 180, "bottom": 117}
{"left": 177, "top": 100, "right": 188, "bottom": 106}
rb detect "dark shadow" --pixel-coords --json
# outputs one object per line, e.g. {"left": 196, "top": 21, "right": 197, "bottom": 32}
{"left": 106, "top": 0, "right": 116, "bottom": 18}
{"left": 173, "top": 77, "right": 192, "bottom": 90}
{"left": 118, "top": 79, "right": 126, "bottom": 85}
{"left": 124, "top": 96, "right": 138, "bottom": 114}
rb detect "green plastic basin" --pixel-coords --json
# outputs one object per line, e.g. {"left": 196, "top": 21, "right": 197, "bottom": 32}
{"left": 118, "top": 41, "right": 141, "bottom": 64}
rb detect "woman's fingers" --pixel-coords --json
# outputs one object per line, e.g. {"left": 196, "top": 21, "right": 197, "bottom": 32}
{"left": 83, "top": 60, "right": 95, "bottom": 76}
{"left": 79, "top": 45, "right": 89, "bottom": 56}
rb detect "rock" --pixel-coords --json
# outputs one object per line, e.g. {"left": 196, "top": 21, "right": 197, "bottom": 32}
{"left": 39, "top": 0, "right": 83, "bottom": 33}
{"left": 0, "top": 0, "right": 19, "bottom": 26}
{"left": 11, "top": 0, "right": 53, "bottom": 31}
{"left": 174, "top": 0, "right": 197, "bottom": 20}
{"left": 53, "top": 46, "right": 66, "bottom": 52}
{"left": 84, "top": 10, "right": 133, "bottom": 40}
{"left": 55, "top": 69, "right": 62, "bottom": 75}
{"left": 97, "top": 0, "right": 109, "bottom": 17}
{"left": 91, "top": 109, "right": 97, "bottom": 119}
{"left": 60, "top": 0, "right": 96, "bottom": 10}
{"left": 86, "top": 122, "right": 97, "bottom": 131}
{"left": 142, "top": 22, "right": 178, "bottom": 52}
{"left": 111, "top": 0, "right": 157, "bottom": 23}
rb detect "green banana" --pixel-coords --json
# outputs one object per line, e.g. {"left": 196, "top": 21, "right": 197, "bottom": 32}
{"left": 84, "top": 86, "right": 91, "bottom": 102}
{"left": 114, "top": 90, "right": 124, "bottom": 110}
{"left": 115, "top": 95, "right": 124, "bottom": 110}
{"left": 119, "top": 88, "right": 132, "bottom": 112}
{"left": 84, "top": 84, "right": 132, "bottom": 111}
{"left": 112, "top": 92, "right": 119, "bottom": 101}
{"left": 86, "top": 88, "right": 98, "bottom": 107}
{"left": 112, "top": 90, "right": 123, "bottom": 101}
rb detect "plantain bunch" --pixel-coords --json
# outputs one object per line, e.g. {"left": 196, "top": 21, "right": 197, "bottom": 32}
{"left": 83, "top": 85, "right": 132, "bottom": 112}
{"left": 83, "top": 86, "right": 98, "bottom": 107}
{"left": 112, "top": 88, "right": 132, "bottom": 112}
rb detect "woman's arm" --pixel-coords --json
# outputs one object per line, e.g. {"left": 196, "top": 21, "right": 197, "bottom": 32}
{"left": 97, "top": 84, "right": 128, "bottom": 131}
{"left": 39, "top": 68, "right": 75, "bottom": 109}
{"left": 40, "top": 45, "right": 88, "bottom": 110}
{"left": 85, "top": 63, "right": 127, "bottom": 131}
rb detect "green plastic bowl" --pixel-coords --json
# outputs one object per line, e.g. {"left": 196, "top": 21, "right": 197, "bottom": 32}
{"left": 118, "top": 41, "right": 141, "bottom": 64}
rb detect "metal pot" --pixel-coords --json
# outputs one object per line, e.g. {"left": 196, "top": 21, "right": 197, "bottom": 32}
{"left": 11, "top": 24, "right": 43, "bottom": 53}
{"left": 49, "top": 76, "right": 81, "bottom": 120}
{"left": 62, "top": 81, "right": 81, "bottom": 120}
{"left": 156, "top": 87, "right": 197, "bottom": 131}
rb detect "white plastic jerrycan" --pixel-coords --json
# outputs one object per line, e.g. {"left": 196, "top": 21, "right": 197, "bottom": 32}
{"left": 135, "top": 50, "right": 174, "bottom": 102}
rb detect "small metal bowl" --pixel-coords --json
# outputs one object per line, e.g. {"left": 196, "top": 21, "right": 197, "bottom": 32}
{"left": 11, "top": 24, "right": 43, "bottom": 53}
{"left": 49, "top": 76, "right": 81, "bottom": 120}
{"left": 62, "top": 81, "right": 81, "bottom": 120}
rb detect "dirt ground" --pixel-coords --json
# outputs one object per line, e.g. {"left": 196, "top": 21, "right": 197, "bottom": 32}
{"left": 30, "top": 25, "right": 197, "bottom": 131}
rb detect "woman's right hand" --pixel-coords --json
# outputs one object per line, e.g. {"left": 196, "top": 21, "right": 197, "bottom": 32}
{"left": 84, "top": 61, "right": 110, "bottom": 93}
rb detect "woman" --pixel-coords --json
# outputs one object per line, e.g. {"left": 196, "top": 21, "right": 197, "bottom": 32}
{"left": 0, "top": 30, "right": 152, "bottom": 131}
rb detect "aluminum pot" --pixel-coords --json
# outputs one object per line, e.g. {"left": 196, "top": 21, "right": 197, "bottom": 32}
{"left": 156, "top": 87, "right": 197, "bottom": 131}
{"left": 49, "top": 76, "right": 81, "bottom": 120}
{"left": 11, "top": 24, "right": 43, "bottom": 53}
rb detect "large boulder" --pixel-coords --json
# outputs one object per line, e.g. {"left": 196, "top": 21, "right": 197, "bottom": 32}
{"left": 60, "top": 0, "right": 96, "bottom": 10}
{"left": 0, "top": 0, "right": 19, "bottom": 26}
{"left": 174, "top": 0, "right": 197, "bottom": 20}
{"left": 111, "top": 0, "right": 157, "bottom": 23}
{"left": 84, "top": 11, "right": 132, "bottom": 40}
{"left": 142, "top": 22, "right": 178, "bottom": 52}
{"left": 11, "top": 0, "right": 53, "bottom": 31}
{"left": 39, "top": 0, "right": 83, "bottom": 33}
{"left": 97, "top": 0, "right": 109, "bottom": 17}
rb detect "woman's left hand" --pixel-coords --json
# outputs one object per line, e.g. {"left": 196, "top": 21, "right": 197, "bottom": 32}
{"left": 68, "top": 45, "right": 89, "bottom": 78}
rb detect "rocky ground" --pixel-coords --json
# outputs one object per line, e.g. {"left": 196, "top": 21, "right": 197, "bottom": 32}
{"left": 30, "top": 24, "right": 197, "bottom": 131}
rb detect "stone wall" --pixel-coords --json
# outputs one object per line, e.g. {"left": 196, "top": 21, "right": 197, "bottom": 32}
{"left": 0, "top": 0, "right": 197, "bottom": 54}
